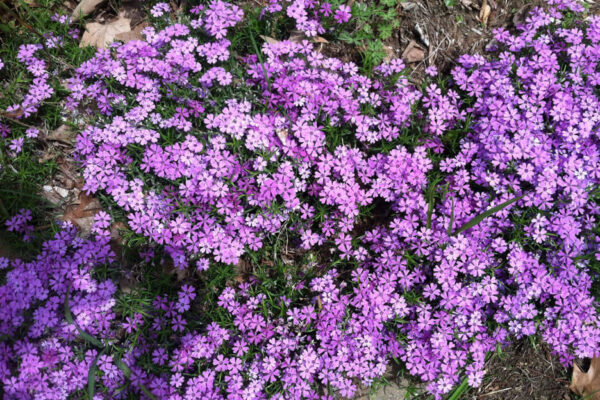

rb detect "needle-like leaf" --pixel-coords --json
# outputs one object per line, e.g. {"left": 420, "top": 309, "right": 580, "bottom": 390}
{"left": 452, "top": 194, "right": 525, "bottom": 236}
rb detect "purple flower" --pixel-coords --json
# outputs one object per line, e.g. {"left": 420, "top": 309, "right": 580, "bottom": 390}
{"left": 333, "top": 4, "right": 351, "bottom": 23}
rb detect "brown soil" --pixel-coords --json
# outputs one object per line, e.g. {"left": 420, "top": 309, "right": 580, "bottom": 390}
{"left": 392, "top": 0, "right": 548, "bottom": 75}
{"left": 465, "top": 340, "right": 576, "bottom": 400}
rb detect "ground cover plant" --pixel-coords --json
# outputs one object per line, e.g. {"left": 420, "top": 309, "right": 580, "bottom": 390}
{"left": 0, "top": 0, "right": 96, "bottom": 253}
{"left": 0, "top": 0, "right": 599, "bottom": 399}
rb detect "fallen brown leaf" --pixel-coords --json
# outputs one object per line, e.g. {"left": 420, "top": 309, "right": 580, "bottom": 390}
{"left": 2, "top": 108, "right": 24, "bottom": 119}
{"left": 169, "top": 0, "right": 183, "bottom": 17}
{"left": 80, "top": 14, "right": 131, "bottom": 48}
{"left": 39, "top": 152, "right": 58, "bottom": 163}
{"left": 61, "top": 191, "right": 102, "bottom": 235}
{"left": 63, "top": 0, "right": 78, "bottom": 9}
{"left": 401, "top": 40, "right": 426, "bottom": 64}
{"left": 460, "top": 0, "right": 476, "bottom": 9}
{"left": 118, "top": 272, "right": 136, "bottom": 294}
{"left": 260, "top": 35, "right": 279, "bottom": 45}
{"left": 400, "top": 1, "right": 418, "bottom": 11}
{"left": 479, "top": 0, "right": 491, "bottom": 25}
{"left": 276, "top": 128, "right": 288, "bottom": 145}
{"left": 46, "top": 124, "right": 75, "bottom": 145}
{"left": 109, "top": 221, "right": 127, "bottom": 264}
{"left": 115, "top": 21, "right": 148, "bottom": 43}
{"left": 162, "top": 257, "right": 187, "bottom": 281}
{"left": 513, "top": 4, "right": 533, "bottom": 26}
{"left": 571, "top": 358, "right": 600, "bottom": 400}
{"left": 383, "top": 44, "right": 396, "bottom": 63}
{"left": 288, "top": 29, "right": 304, "bottom": 43}
{"left": 234, "top": 257, "right": 252, "bottom": 285}
{"left": 71, "top": 0, "right": 104, "bottom": 18}
{"left": 56, "top": 157, "right": 80, "bottom": 186}
{"left": 41, "top": 185, "right": 66, "bottom": 206}
{"left": 119, "top": 0, "right": 145, "bottom": 26}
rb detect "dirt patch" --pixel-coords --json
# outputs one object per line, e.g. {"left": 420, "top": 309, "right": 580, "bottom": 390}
{"left": 393, "top": 0, "right": 549, "bottom": 78}
{"left": 321, "top": 39, "right": 363, "bottom": 65}
{"left": 320, "top": 1, "right": 555, "bottom": 81}
{"left": 466, "top": 340, "right": 574, "bottom": 400}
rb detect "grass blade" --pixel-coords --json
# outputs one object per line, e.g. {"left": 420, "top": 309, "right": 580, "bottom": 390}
{"left": 425, "top": 178, "right": 443, "bottom": 230}
{"left": 447, "top": 377, "right": 469, "bottom": 400}
{"left": 88, "top": 348, "right": 107, "bottom": 400}
{"left": 452, "top": 194, "right": 525, "bottom": 236}
{"left": 447, "top": 196, "right": 455, "bottom": 236}
{"left": 249, "top": 31, "right": 271, "bottom": 93}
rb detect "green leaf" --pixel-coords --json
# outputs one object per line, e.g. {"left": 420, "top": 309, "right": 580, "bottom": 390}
{"left": 447, "top": 197, "right": 455, "bottom": 236}
{"left": 114, "top": 359, "right": 131, "bottom": 377}
{"left": 0, "top": 23, "right": 12, "bottom": 33}
{"left": 88, "top": 348, "right": 107, "bottom": 400}
{"left": 382, "top": 8, "right": 397, "bottom": 20}
{"left": 452, "top": 194, "right": 525, "bottom": 236}
{"left": 338, "top": 31, "right": 358, "bottom": 45}
{"left": 249, "top": 31, "right": 271, "bottom": 93}
{"left": 447, "top": 377, "right": 469, "bottom": 400}
{"left": 378, "top": 24, "right": 393, "bottom": 40}
{"left": 425, "top": 177, "right": 444, "bottom": 229}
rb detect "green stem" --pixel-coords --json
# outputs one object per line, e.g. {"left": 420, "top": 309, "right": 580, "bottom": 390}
{"left": 0, "top": 197, "right": 9, "bottom": 219}
{"left": 447, "top": 377, "right": 469, "bottom": 400}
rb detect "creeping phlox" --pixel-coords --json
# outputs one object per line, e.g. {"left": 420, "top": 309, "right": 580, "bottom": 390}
{"left": 0, "top": 223, "right": 118, "bottom": 398}
{"left": 0, "top": 0, "right": 599, "bottom": 399}
{"left": 66, "top": 2, "right": 443, "bottom": 269}
{"left": 261, "top": 0, "right": 352, "bottom": 37}
{"left": 0, "top": 14, "right": 73, "bottom": 165}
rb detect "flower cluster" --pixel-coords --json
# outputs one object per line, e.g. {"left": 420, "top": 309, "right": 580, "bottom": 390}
{"left": 446, "top": 2, "right": 600, "bottom": 367}
{"left": 0, "top": 223, "right": 118, "bottom": 399}
{"left": 4, "top": 208, "right": 34, "bottom": 241}
{"left": 5, "top": 44, "right": 53, "bottom": 119}
{"left": 0, "top": 14, "right": 75, "bottom": 164}
{"left": 262, "top": 0, "right": 351, "bottom": 36}
{"left": 67, "top": 5, "right": 447, "bottom": 268}
{"left": 150, "top": 2, "right": 171, "bottom": 18}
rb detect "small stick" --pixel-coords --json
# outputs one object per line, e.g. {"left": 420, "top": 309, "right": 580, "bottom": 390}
{"left": 1, "top": 115, "right": 39, "bottom": 130}
{"left": 480, "top": 387, "right": 516, "bottom": 397}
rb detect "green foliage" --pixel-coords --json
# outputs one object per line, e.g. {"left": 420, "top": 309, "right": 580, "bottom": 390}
{"left": 332, "top": 0, "right": 401, "bottom": 73}
{"left": 444, "top": 0, "right": 458, "bottom": 8}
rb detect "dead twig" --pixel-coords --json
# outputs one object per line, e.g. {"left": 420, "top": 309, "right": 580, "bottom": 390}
{"left": 479, "top": 386, "right": 517, "bottom": 397}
